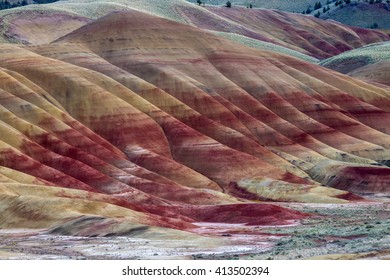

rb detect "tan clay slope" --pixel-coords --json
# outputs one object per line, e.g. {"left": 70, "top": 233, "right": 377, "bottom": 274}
{"left": 349, "top": 61, "right": 390, "bottom": 87}
{"left": 0, "top": 11, "right": 92, "bottom": 45}
{"left": 0, "top": 10, "right": 389, "bottom": 233}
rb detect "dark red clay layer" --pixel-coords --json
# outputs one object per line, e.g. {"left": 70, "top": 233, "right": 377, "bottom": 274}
{"left": 334, "top": 192, "right": 364, "bottom": 201}
{"left": 173, "top": 204, "right": 310, "bottom": 226}
{"left": 224, "top": 182, "right": 276, "bottom": 202}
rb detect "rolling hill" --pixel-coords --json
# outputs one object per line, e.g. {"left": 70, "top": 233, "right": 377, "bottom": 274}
{"left": 0, "top": 0, "right": 389, "bottom": 259}
{"left": 0, "top": 0, "right": 388, "bottom": 60}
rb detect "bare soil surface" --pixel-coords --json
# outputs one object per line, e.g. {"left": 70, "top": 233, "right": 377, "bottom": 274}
{"left": 0, "top": 197, "right": 389, "bottom": 260}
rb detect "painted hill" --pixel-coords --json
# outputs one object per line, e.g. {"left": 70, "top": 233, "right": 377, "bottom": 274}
{"left": 1, "top": 8, "right": 390, "bottom": 237}
{"left": 0, "top": 0, "right": 388, "bottom": 60}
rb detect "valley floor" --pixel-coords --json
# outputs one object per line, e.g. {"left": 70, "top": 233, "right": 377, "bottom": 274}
{"left": 1, "top": 197, "right": 389, "bottom": 260}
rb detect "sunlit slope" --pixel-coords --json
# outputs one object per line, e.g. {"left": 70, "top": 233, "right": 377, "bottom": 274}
{"left": 1, "top": 10, "right": 390, "bottom": 233}
{"left": 55, "top": 11, "right": 390, "bottom": 190}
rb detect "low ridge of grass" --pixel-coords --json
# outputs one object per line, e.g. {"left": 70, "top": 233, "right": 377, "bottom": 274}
{"left": 212, "top": 31, "right": 319, "bottom": 63}
{"left": 188, "top": 0, "right": 320, "bottom": 13}
{"left": 320, "top": 41, "right": 390, "bottom": 71}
